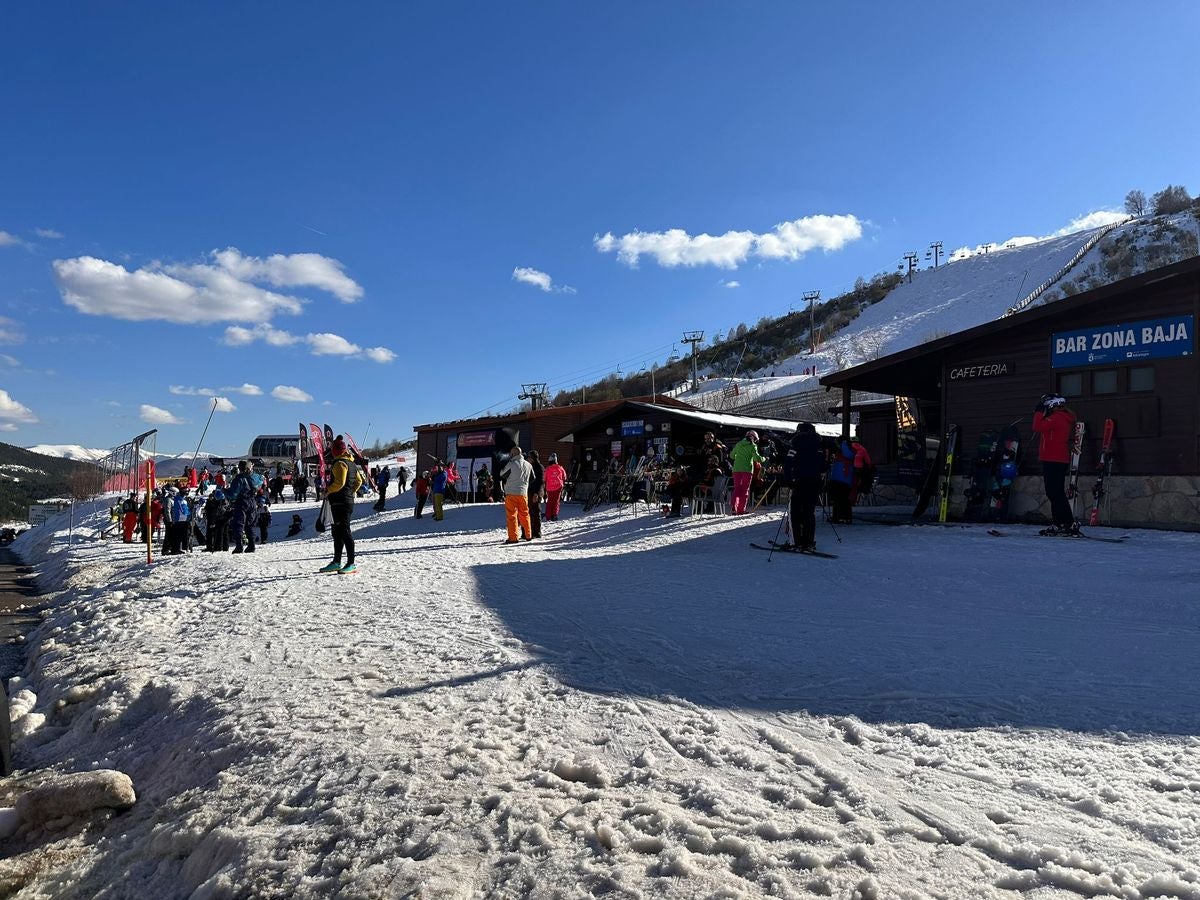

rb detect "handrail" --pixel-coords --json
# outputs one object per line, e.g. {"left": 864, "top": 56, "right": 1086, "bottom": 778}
{"left": 1001, "top": 218, "right": 1128, "bottom": 318}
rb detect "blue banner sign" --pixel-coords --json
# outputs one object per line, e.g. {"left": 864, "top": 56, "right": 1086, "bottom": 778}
{"left": 620, "top": 419, "right": 644, "bottom": 436}
{"left": 1051, "top": 315, "right": 1193, "bottom": 369}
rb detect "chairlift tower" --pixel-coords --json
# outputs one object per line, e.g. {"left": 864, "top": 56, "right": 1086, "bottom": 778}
{"left": 681, "top": 331, "right": 705, "bottom": 392}
{"left": 519, "top": 382, "right": 550, "bottom": 411}
{"left": 925, "top": 241, "right": 943, "bottom": 268}
{"left": 900, "top": 252, "right": 919, "bottom": 283}
{"left": 803, "top": 290, "right": 821, "bottom": 353}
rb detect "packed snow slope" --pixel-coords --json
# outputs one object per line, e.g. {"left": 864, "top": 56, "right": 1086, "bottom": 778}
{"left": 683, "top": 213, "right": 1198, "bottom": 411}
{"left": 6, "top": 494, "right": 1200, "bottom": 898}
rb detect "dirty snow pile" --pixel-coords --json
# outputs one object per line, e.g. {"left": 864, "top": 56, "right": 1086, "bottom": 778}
{"left": 4, "top": 493, "right": 1200, "bottom": 898}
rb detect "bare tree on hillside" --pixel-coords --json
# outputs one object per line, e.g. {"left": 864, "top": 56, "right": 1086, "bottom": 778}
{"left": 1124, "top": 189, "right": 1147, "bottom": 217}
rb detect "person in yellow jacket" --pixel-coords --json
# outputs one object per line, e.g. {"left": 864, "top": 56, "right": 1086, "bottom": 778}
{"left": 319, "top": 437, "right": 364, "bottom": 574}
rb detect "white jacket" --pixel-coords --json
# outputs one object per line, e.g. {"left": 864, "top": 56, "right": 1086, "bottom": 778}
{"left": 500, "top": 456, "right": 533, "bottom": 496}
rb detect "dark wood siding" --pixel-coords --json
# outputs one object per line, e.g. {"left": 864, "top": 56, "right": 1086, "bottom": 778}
{"left": 944, "top": 272, "right": 1200, "bottom": 476}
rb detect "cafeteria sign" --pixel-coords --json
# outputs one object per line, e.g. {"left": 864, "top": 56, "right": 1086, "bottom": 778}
{"left": 1051, "top": 315, "right": 1193, "bottom": 369}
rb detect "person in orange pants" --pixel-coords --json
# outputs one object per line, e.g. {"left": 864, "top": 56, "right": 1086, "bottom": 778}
{"left": 120, "top": 494, "right": 139, "bottom": 543}
{"left": 499, "top": 446, "right": 533, "bottom": 543}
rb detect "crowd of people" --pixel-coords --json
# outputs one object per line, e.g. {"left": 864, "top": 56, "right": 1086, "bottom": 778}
{"left": 107, "top": 427, "right": 880, "bottom": 567}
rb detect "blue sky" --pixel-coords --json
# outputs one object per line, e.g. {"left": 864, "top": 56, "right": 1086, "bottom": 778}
{"left": 1, "top": 1, "right": 1196, "bottom": 455}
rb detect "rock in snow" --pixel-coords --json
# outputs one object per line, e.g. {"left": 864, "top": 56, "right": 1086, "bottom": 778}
{"left": 15, "top": 770, "right": 136, "bottom": 827}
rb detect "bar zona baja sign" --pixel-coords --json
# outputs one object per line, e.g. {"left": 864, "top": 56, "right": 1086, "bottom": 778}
{"left": 1050, "top": 315, "right": 1194, "bottom": 369}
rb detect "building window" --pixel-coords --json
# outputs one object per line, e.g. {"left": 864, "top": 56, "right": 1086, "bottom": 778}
{"left": 1092, "top": 370, "right": 1118, "bottom": 395}
{"left": 1058, "top": 372, "right": 1083, "bottom": 396}
{"left": 1129, "top": 366, "right": 1155, "bottom": 392}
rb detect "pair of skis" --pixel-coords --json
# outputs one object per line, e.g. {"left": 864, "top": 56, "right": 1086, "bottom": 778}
{"left": 1066, "top": 418, "right": 1117, "bottom": 526}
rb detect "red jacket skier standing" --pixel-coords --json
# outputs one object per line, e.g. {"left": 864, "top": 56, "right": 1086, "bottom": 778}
{"left": 1032, "top": 394, "right": 1078, "bottom": 534}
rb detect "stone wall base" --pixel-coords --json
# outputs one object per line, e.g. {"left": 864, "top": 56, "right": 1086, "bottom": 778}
{"left": 946, "top": 475, "right": 1200, "bottom": 531}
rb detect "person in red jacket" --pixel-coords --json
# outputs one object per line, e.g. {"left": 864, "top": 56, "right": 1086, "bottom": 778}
{"left": 413, "top": 471, "right": 431, "bottom": 519}
{"left": 1032, "top": 393, "right": 1078, "bottom": 535}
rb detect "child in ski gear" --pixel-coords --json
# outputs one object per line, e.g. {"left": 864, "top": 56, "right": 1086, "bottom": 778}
{"left": 162, "top": 488, "right": 190, "bottom": 555}
{"left": 431, "top": 466, "right": 449, "bottom": 521}
{"left": 475, "top": 464, "right": 493, "bottom": 503}
{"left": 373, "top": 464, "right": 391, "bottom": 511}
{"left": 1033, "top": 393, "right": 1079, "bottom": 534}
{"left": 847, "top": 439, "right": 874, "bottom": 505}
{"left": 397, "top": 465, "right": 409, "bottom": 493}
{"left": 319, "top": 437, "right": 363, "bottom": 574}
{"left": 527, "top": 450, "right": 545, "bottom": 538}
{"left": 121, "top": 493, "right": 139, "bottom": 543}
{"left": 829, "top": 439, "right": 856, "bottom": 524}
{"left": 729, "top": 431, "right": 764, "bottom": 515}
{"left": 499, "top": 445, "right": 533, "bottom": 542}
{"left": 414, "top": 471, "right": 430, "bottom": 518}
{"left": 204, "top": 490, "right": 229, "bottom": 551}
{"left": 782, "top": 422, "right": 826, "bottom": 550}
{"left": 543, "top": 453, "right": 567, "bottom": 521}
{"left": 256, "top": 499, "right": 272, "bottom": 543}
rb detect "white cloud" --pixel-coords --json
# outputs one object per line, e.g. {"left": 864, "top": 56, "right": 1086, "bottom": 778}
{"left": 364, "top": 346, "right": 396, "bottom": 363}
{"left": 595, "top": 214, "right": 863, "bottom": 270}
{"left": 52, "top": 246, "right": 363, "bottom": 325}
{"left": 213, "top": 248, "right": 363, "bottom": 302}
{"left": 0, "top": 423, "right": 17, "bottom": 432}
{"left": 307, "top": 332, "right": 361, "bottom": 356}
{"left": 0, "top": 231, "right": 25, "bottom": 248}
{"left": 0, "top": 317, "right": 24, "bottom": 344}
{"left": 54, "top": 256, "right": 305, "bottom": 325}
{"left": 212, "top": 396, "right": 237, "bottom": 413}
{"left": 0, "top": 389, "right": 37, "bottom": 425}
{"left": 950, "top": 209, "right": 1129, "bottom": 261}
{"left": 511, "top": 266, "right": 575, "bottom": 294}
{"left": 0, "top": 354, "right": 19, "bottom": 367}
{"left": 272, "top": 385, "right": 313, "bottom": 403}
{"left": 224, "top": 326, "right": 394, "bottom": 363}
{"left": 139, "top": 404, "right": 184, "bottom": 425}
{"left": 169, "top": 385, "right": 217, "bottom": 397}
{"left": 221, "top": 383, "right": 263, "bottom": 396}
{"left": 35, "top": 228, "right": 63, "bottom": 239}
{"left": 721, "top": 280, "right": 741, "bottom": 289}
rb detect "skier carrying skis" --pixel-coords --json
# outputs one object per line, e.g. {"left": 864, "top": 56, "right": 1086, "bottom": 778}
{"left": 1032, "top": 393, "right": 1079, "bottom": 535}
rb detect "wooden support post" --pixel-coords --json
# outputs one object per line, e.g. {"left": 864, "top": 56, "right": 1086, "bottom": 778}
{"left": 841, "top": 387, "right": 852, "bottom": 440}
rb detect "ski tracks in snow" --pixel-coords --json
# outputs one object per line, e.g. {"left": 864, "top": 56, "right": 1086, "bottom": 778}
{"left": 4, "top": 500, "right": 1200, "bottom": 898}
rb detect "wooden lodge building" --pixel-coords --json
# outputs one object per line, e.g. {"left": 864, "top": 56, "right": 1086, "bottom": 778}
{"left": 821, "top": 255, "right": 1200, "bottom": 529}
{"left": 414, "top": 396, "right": 828, "bottom": 500}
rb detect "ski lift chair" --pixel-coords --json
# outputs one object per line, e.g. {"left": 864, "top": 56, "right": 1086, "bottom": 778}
{"left": 693, "top": 474, "right": 729, "bottom": 516}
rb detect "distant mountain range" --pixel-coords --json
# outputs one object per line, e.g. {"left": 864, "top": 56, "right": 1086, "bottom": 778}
{"left": 0, "top": 443, "right": 101, "bottom": 522}
{"left": 27, "top": 445, "right": 219, "bottom": 480}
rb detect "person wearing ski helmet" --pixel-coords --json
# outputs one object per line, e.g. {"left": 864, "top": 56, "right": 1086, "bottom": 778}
{"left": 729, "top": 430, "right": 765, "bottom": 515}
{"left": 543, "top": 452, "right": 568, "bottom": 521}
{"left": 1032, "top": 393, "right": 1078, "bottom": 535}
{"left": 781, "top": 422, "right": 826, "bottom": 551}
{"left": 319, "top": 437, "right": 364, "bottom": 573}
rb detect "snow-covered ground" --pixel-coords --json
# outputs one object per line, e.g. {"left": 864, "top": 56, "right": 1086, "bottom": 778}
{"left": 5, "top": 492, "right": 1200, "bottom": 898}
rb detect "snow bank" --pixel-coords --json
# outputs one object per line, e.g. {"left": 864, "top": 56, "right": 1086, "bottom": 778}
{"left": 2, "top": 496, "right": 1197, "bottom": 897}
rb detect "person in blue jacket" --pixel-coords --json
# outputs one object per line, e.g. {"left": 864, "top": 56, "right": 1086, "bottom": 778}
{"left": 226, "top": 460, "right": 265, "bottom": 553}
{"left": 828, "top": 438, "right": 856, "bottom": 524}
{"left": 373, "top": 464, "right": 391, "bottom": 512}
{"left": 431, "top": 465, "right": 449, "bottom": 521}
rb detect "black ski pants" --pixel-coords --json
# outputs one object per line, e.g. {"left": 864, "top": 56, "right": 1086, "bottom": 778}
{"left": 829, "top": 479, "right": 853, "bottom": 523}
{"left": 789, "top": 478, "right": 820, "bottom": 548}
{"left": 1043, "top": 461, "right": 1074, "bottom": 527}
{"left": 330, "top": 499, "right": 355, "bottom": 564}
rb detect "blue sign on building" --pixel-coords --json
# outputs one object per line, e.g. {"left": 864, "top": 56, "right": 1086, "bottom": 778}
{"left": 1051, "top": 315, "right": 1194, "bottom": 369}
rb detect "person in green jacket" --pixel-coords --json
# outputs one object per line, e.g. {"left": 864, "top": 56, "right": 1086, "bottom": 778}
{"left": 729, "top": 430, "right": 764, "bottom": 514}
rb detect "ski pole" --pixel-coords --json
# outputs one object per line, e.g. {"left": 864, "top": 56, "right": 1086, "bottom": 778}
{"left": 827, "top": 514, "right": 842, "bottom": 544}
{"left": 767, "top": 508, "right": 789, "bottom": 562}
